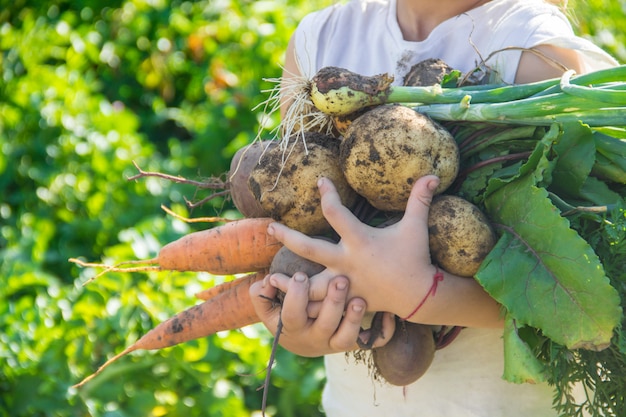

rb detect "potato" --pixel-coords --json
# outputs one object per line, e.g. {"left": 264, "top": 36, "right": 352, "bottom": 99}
{"left": 372, "top": 319, "right": 436, "bottom": 386}
{"left": 248, "top": 131, "right": 357, "bottom": 235}
{"left": 340, "top": 105, "right": 459, "bottom": 211}
{"left": 428, "top": 195, "right": 496, "bottom": 277}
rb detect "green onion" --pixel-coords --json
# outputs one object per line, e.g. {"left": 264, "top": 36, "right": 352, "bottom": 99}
{"left": 413, "top": 100, "right": 626, "bottom": 127}
{"left": 308, "top": 65, "right": 626, "bottom": 126}
{"left": 560, "top": 69, "right": 626, "bottom": 106}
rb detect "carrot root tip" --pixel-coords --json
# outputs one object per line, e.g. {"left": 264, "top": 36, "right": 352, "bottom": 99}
{"left": 68, "top": 258, "right": 161, "bottom": 285}
{"left": 72, "top": 346, "right": 137, "bottom": 389}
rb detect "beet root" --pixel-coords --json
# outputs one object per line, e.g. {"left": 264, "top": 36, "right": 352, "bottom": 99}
{"left": 229, "top": 141, "right": 277, "bottom": 218}
{"left": 269, "top": 242, "right": 327, "bottom": 278}
{"left": 372, "top": 318, "right": 436, "bottom": 386}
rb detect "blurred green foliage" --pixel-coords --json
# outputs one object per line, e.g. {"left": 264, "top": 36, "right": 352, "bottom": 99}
{"left": 0, "top": 0, "right": 623, "bottom": 416}
{"left": 0, "top": 0, "right": 330, "bottom": 416}
{"left": 570, "top": 0, "right": 626, "bottom": 62}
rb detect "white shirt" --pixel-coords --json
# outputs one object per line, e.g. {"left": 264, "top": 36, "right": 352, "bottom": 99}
{"left": 291, "top": 1, "right": 616, "bottom": 415}
{"left": 294, "top": 0, "right": 617, "bottom": 84}
{"left": 322, "top": 329, "right": 571, "bottom": 416}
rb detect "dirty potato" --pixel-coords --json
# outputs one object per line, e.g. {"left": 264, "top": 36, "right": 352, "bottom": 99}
{"left": 248, "top": 131, "right": 357, "bottom": 235}
{"left": 340, "top": 105, "right": 459, "bottom": 212}
{"left": 428, "top": 195, "right": 496, "bottom": 277}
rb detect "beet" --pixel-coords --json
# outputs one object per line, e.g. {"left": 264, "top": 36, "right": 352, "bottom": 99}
{"left": 372, "top": 318, "right": 436, "bottom": 386}
{"left": 229, "top": 141, "right": 276, "bottom": 218}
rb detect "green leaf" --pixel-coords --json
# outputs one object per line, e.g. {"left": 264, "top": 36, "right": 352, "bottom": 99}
{"left": 479, "top": 173, "right": 621, "bottom": 350}
{"left": 578, "top": 175, "right": 624, "bottom": 205}
{"left": 594, "top": 127, "right": 626, "bottom": 139}
{"left": 591, "top": 131, "right": 626, "bottom": 184}
{"left": 550, "top": 122, "right": 595, "bottom": 198}
{"left": 441, "top": 69, "right": 462, "bottom": 88}
{"left": 484, "top": 123, "right": 560, "bottom": 197}
{"left": 592, "top": 152, "right": 626, "bottom": 184}
{"left": 502, "top": 315, "right": 546, "bottom": 384}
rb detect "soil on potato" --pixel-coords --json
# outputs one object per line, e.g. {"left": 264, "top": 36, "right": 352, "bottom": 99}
{"left": 340, "top": 105, "right": 459, "bottom": 211}
{"left": 248, "top": 131, "right": 354, "bottom": 235}
{"left": 428, "top": 195, "right": 496, "bottom": 277}
{"left": 248, "top": 143, "right": 321, "bottom": 219}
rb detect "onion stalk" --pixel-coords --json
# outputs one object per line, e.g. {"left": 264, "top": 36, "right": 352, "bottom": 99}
{"left": 307, "top": 65, "right": 626, "bottom": 128}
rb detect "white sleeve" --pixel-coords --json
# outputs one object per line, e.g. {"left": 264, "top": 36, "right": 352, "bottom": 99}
{"left": 486, "top": 2, "right": 618, "bottom": 83}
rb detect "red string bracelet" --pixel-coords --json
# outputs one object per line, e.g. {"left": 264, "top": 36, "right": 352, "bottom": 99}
{"left": 401, "top": 265, "right": 444, "bottom": 321}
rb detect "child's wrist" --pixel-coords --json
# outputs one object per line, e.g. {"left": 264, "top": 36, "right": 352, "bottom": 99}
{"left": 398, "top": 265, "right": 443, "bottom": 321}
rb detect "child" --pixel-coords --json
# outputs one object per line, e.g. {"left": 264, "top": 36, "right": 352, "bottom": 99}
{"left": 250, "top": 0, "right": 618, "bottom": 415}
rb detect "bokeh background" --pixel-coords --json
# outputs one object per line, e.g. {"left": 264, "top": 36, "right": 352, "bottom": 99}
{"left": 1, "top": 1, "right": 624, "bottom": 416}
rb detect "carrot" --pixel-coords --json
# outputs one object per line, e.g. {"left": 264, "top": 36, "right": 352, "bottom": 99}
{"left": 72, "top": 272, "right": 263, "bottom": 389}
{"left": 69, "top": 217, "right": 282, "bottom": 284}
{"left": 195, "top": 270, "right": 267, "bottom": 301}
{"left": 157, "top": 218, "right": 281, "bottom": 273}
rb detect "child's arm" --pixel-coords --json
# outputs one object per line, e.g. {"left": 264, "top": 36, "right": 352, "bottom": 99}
{"left": 515, "top": 44, "right": 583, "bottom": 83}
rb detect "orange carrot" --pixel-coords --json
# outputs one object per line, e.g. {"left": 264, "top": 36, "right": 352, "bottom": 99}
{"left": 195, "top": 270, "right": 267, "bottom": 301}
{"left": 72, "top": 273, "right": 263, "bottom": 388}
{"left": 70, "top": 217, "right": 282, "bottom": 284}
{"left": 157, "top": 217, "right": 281, "bottom": 273}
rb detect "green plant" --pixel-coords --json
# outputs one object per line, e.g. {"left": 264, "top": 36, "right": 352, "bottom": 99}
{"left": 0, "top": 1, "right": 329, "bottom": 416}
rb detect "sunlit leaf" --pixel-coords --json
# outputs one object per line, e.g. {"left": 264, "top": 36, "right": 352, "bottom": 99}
{"left": 480, "top": 173, "right": 621, "bottom": 350}
{"left": 502, "top": 315, "right": 546, "bottom": 384}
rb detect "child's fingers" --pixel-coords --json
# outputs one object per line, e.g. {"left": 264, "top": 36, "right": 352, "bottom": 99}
{"left": 310, "top": 276, "right": 352, "bottom": 340}
{"left": 305, "top": 300, "right": 324, "bottom": 318}
{"left": 400, "top": 175, "right": 440, "bottom": 232}
{"left": 249, "top": 277, "right": 281, "bottom": 334}
{"left": 267, "top": 222, "right": 340, "bottom": 267}
{"left": 328, "top": 297, "right": 368, "bottom": 352}
{"left": 302, "top": 269, "right": 350, "bottom": 317}
{"left": 267, "top": 272, "right": 292, "bottom": 293}
{"left": 268, "top": 269, "right": 336, "bottom": 304}
{"left": 316, "top": 177, "right": 367, "bottom": 241}
{"left": 307, "top": 268, "right": 337, "bottom": 300}
{"left": 279, "top": 272, "right": 312, "bottom": 331}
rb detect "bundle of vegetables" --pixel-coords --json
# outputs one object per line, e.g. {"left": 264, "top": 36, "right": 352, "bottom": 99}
{"left": 71, "top": 62, "right": 625, "bottom": 416}
{"left": 294, "top": 63, "right": 626, "bottom": 416}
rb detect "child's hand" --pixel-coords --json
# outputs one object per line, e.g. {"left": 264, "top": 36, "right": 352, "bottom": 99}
{"left": 249, "top": 272, "right": 396, "bottom": 357}
{"left": 267, "top": 175, "right": 504, "bottom": 328}
{"left": 267, "top": 175, "right": 439, "bottom": 316}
